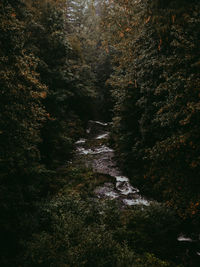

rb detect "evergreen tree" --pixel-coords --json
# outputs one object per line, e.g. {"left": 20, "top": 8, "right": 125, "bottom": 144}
{"left": 0, "top": 0, "right": 46, "bottom": 176}
{"left": 0, "top": 1, "right": 47, "bottom": 264}
{"left": 102, "top": 0, "right": 200, "bottom": 224}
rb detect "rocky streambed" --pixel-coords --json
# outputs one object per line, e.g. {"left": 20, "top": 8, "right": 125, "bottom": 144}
{"left": 75, "top": 120, "right": 150, "bottom": 207}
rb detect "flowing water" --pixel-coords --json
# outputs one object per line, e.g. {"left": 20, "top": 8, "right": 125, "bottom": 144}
{"left": 75, "top": 120, "right": 150, "bottom": 206}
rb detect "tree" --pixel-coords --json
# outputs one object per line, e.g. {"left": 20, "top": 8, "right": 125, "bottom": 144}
{"left": 0, "top": 0, "right": 46, "bottom": 176}
{"left": 0, "top": 1, "right": 47, "bottom": 264}
{"left": 101, "top": 0, "right": 200, "bottom": 225}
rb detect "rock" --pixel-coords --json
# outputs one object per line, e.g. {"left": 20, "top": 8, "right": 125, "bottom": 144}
{"left": 87, "top": 120, "right": 109, "bottom": 136}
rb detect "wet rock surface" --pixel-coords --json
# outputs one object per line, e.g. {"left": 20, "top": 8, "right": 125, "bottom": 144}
{"left": 75, "top": 120, "right": 150, "bottom": 206}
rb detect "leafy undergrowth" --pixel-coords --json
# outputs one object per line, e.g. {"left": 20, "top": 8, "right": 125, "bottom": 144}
{"left": 17, "top": 166, "right": 186, "bottom": 267}
{"left": 56, "top": 165, "right": 116, "bottom": 198}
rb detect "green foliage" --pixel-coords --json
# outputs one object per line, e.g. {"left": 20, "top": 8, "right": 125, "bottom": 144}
{"left": 0, "top": 0, "right": 97, "bottom": 265}
{"left": 66, "top": 0, "right": 115, "bottom": 121}
{"left": 1, "top": 0, "right": 199, "bottom": 266}
{"left": 22, "top": 184, "right": 176, "bottom": 266}
{"left": 0, "top": 1, "right": 47, "bottom": 175}
{"left": 103, "top": 0, "right": 200, "bottom": 226}
{"left": 116, "top": 203, "right": 180, "bottom": 259}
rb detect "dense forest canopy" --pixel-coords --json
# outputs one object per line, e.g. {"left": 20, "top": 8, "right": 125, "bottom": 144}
{"left": 103, "top": 0, "right": 200, "bottom": 221}
{"left": 0, "top": 0, "right": 199, "bottom": 266}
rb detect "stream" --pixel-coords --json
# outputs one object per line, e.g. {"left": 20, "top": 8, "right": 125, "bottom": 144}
{"left": 75, "top": 120, "right": 149, "bottom": 207}
{"left": 74, "top": 120, "right": 200, "bottom": 263}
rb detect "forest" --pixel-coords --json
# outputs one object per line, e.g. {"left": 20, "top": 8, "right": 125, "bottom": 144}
{"left": 0, "top": 0, "right": 200, "bottom": 266}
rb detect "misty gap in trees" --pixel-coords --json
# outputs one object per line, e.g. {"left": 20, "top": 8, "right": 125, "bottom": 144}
{"left": 0, "top": 0, "right": 200, "bottom": 266}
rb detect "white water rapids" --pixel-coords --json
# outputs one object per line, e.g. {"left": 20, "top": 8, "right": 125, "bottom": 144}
{"left": 75, "top": 120, "right": 150, "bottom": 206}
